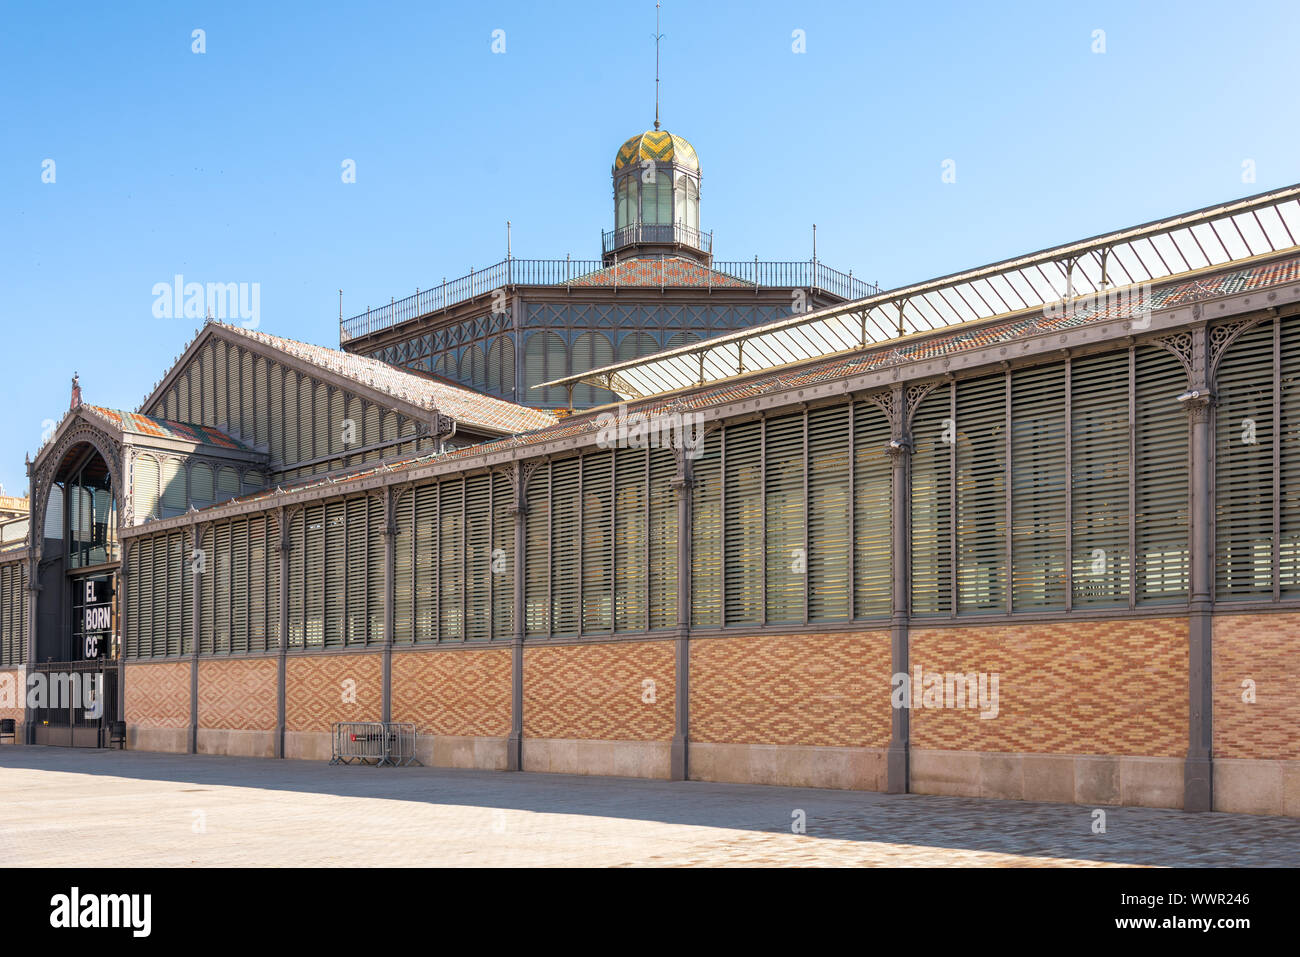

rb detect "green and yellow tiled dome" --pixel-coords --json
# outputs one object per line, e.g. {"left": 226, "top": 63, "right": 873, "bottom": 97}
{"left": 614, "top": 129, "right": 699, "bottom": 172}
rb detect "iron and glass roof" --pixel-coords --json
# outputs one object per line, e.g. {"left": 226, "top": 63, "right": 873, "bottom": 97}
{"left": 540, "top": 184, "right": 1300, "bottom": 401}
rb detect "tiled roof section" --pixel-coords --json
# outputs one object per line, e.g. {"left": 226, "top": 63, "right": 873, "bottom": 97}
{"left": 212, "top": 323, "right": 559, "bottom": 435}
{"left": 569, "top": 256, "right": 754, "bottom": 289}
{"left": 176, "top": 252, "right": 1300, "bottom": 519}
{"left": 85, "top": 406, "right": 253, "bottom": 451}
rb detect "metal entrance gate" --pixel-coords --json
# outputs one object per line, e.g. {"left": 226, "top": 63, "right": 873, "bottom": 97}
{"left": 30, "top": 660, "right": 119, "bottom": 748}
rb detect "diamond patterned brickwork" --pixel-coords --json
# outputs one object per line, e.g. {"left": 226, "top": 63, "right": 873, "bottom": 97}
{"left": 125, "top": 661, "right": 191, "bottom": 729}
{"left": 524, "top": 641, "right": 675, "bottom": 742}
{"left": 197, "top": 657, "right": 277, "bottom": 731}
{"left": 1213, "top": 614, "right": 1300, "bottom": 760}
{"left": 909, "top": 619, "right": 1188, "bottom": 756}
{"left": 689, "top": 632, "right": 892, "bottom": 748}
{"left": 391, "top": 648, "right": 511, "bottom": 738}
{"left": 286, "top": 653, "right": 382, "bottom": 733}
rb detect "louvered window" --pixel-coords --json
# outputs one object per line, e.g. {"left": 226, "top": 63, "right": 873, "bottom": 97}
{"left": 911, "top": 386, "right": 953, "bottom": 616}
{"left": 1217, "top": 321, "right": 1278, "bottom": 599}
{"left": 0, "top": 561, "right": 27, "bottom": 665}
{"left": 135, "top": 456, "right": 160, "bottom": 524}
{"left": 1010, "top": 365, "right": 1067, "bottom": 610}
{"left": 1072, "top": 352, "right": 1131, "bottom": 606}
{"left": 954, "top": 376, "right": 1007, "bottom": 614}
{"left": 465, "top": 474, "right": 492, "bottom": 641}
{"left": 492, "top": 471, "right": 514, "bottom": 639}
{"left": 305, "top": 505, "right": 326, "bottom": 647}
{"left": 524, "top": 463, "right": 551, "bottom": 636}
{"left": 1135, "top": 347, "right": 1188, "bottom": 603}
{"left": 614, "top": 448, "right": 648, "bottom": 631}
{"left": 582, "top": 452, "right": 613, "bottom": 632}
{"left": 299, "top": 377, "right": 314, "bottom": 467}
{"left": 393, "top": 486, "right": 414, "bottom": 643}
{"left": 551, "top": 459, "right": 581, "bottom": 635}
{"left": 765, "top": 412, "right": 805, "bottom": 624}
{"left": 691, "top": 430, "right": 722, "bottom": 627}
{"left": 440, "top": 480, "right": 464, "bottom": 639}
{"left": 323, "top": 500, "right": 345, "bottom": 647}
{"left": 853, "top": 401, "right": 892, "bottom": 618}
{"left": 647, "top": 447, "right": 677, "bottom": 630}
{"left": 412, "top": 483, "right": 437, "bottom": 641}
{"left": 724, "top": 421, "right": 762, "bottom": 625}
{"left": 808, "top": 404, "right": 850, "bottom": 621}
{"left": 287, "top": 509, "right": 304, "bottom": 647}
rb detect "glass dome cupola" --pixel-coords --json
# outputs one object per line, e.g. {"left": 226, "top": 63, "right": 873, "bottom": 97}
{"left": 605, "top": 128, "right": 708, "bottom": 265}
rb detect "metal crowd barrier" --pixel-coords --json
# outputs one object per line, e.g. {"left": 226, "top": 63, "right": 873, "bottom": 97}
{"left": 330, "top": 722, "right": 421, "bottom": 767}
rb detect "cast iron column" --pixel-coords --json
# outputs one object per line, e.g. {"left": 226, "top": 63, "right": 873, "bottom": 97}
{"left": 670, "top": 452, "right": 693, "bottom": 782}
{"left": 508, "top": 465, "right": 526, "bottom": 772}
{"left": 381, "top": 487, "right": 395, "bottom": 725}
{"left": 189, "top": 524, "right": 204, "bottom": 755}
{"left": 1183, "top": 324, "right": 1214, "bottom": 812}
{"left": 276, "top": 509, "right": 290, "bottom": 760}
{"left": 886, "top": 382, "right": 912, "bottom": 795}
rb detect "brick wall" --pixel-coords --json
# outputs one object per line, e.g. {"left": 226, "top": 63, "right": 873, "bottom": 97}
{"left": 690, "top": 632, "right": 892, "bottom": 748}
{"left": 909, "top": 618, "right": 1188, "bottom": 756}
{"left": 125, "top": 661, "right": 191, "bottom": 729}
{"left": 1214, "top": 614, "right": 1300, "bottom": 760}
{"left": 285, "top": 653, "right": 382, "bottom": 733}
{"left": 197, "top": 657, "right": 277, "bottom": 731}
{"left": 523, "top": 641, "right": 674, "bottom": 742}
{"left": 391, "top": 647, "right": 511, "bottom": 738}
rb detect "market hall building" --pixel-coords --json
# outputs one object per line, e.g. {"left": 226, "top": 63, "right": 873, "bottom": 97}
{"left": 1, "top": 126, "right": 1299, "bottom": 819}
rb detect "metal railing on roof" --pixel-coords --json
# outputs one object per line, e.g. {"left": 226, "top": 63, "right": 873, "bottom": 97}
{"left": 539, "top": 183, "right": 1300, "bottom": 401}
{"left": 339, "top": 256, "right": 876, "bottom": 343}
{"left": 602, "top": 222, "right": 713, "bottom": 255}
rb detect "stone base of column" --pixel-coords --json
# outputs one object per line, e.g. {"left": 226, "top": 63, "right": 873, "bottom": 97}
{"left": 670, "top": 735, "right": 688, "bottom": 782}
{"left": 1184, "top": 755, "right": 1213, "bottom": 812}
{"left": 886, "top": 742, "right": 909, "bottom": 794}
{"left": 506, "top": 733, "right": 522, "bottom": 772}
{"left": 187, "top": 724, "right": 197, "bottom": 756}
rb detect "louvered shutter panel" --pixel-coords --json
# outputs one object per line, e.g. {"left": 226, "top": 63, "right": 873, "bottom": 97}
{"left": 283, "top": 371, "right": 299, "bottom": 464}
{"left": 230, "top": 520, "right": 249, "bottom": 653}
{"left": 135, "top": 456, "right": 160, "bottom": 524}
{"left": 303, "top": 505, "right": 324, "bottom": 647}
{"left": 167, "top": 533, "right": 184, "bottom": 656}
{"left": 152, "top": 535, "right": 168, "bottom": 657}
{"left": 254, "top": 357, "right": 269, "bottom": 450}
{"left": 614, "top": 448, "right": 646, "bottom": 632}
{"left": 440, "top": 480, "right": 464, "bottom": 639}
{"left": 300, "top": 378, "right": 315, "bottom": 466}
{"left": 691, "top": 431, "right": 722, "bottom": 627}
{"left": 182, "top": 529, "right": 194, "bottom": 655}
{"left": 1071, "top": 352, "right": 1131, "bottom": 606}
{"left": 551, "top": 459, "right": 581, "bottom": 636}
{"left": 955, "top": 375, "right": 1007, "bottom": 614}
{"left": 137, "top": 539, "right": 152, "bottom": 656}
{"left": 1216, "top": 322, "right": 1274, "bottom": 599}
{"left": 367, "top": 494, "right": 386, "bottom": 643}
{"left": 125, "top": 543, "right": 139, "bottom": 658}
{"left": 314, "top": 383, "right": 330, "bottom": 464}
{"left": 268, "top": 362, "right": 282, "bottom": 462}
{"left": 217, "top": 467, "right": 239, "bottom": 504}
{"left": 287, "top": 510, "right": 304, "bottom": 647}
{"left": 853, "top": 400, "right": 891, "bottom": 619}
{"left": 214, "top": 340, "right": 228, "bottom": 427}
{"left": 465, "top": 474, "right": 492, "bottom": 641}
{"left": 1281, "top": 321, "right": 1300, "bottom": 595}
{"left": 911, "top": 386, "right": 953, "bottom": 616}
{"left": 724, "top": 421, "right": 762, "bottom": 625}
{"left": 765, "top": 412, "right": 805, "bottom": 624}
{"left": 249, "top": 516, "right": 267, "bottom": 652}
{"left": 492, "top": 470, "right": 514, "bottom": 640}
{"left": 202, "top": 344, "right": 216, "bottom": 425}
{"left": 159, "top": 457, "right": 185, "bottom": 514}
{"left": 165, "top": 388, "right": 177, "bottom": 421}
{"left": 414, "top": 483, "right": 438, "bottom": 642}
{"left": 1135, "top": 346, "right": 1188, "bottom": 603}
{"left": 648, "top": 446, "right": 677, "bottom": 630}
{"left": 808, "top": 404, "right": 850, "bottom": 621}
{"left": 394, "top": 488, "right": 414, "bottom": 642}
{"left": 214, "top": 523, "right": 231, "bottom": 652}
{"left": 323, "top": 501, "right": 345, "bottom": 647}
{"left": 582, "top": 452, "right": 613, "bottom": 632}
{"left": 525, "top": 464, "right": 551, "bottom": 636}
{"left": 190, "top": 464, "right": 213, "bottom": 509}
{"left": 240, "top": 349, "right": 253, "bottom": 441}
{"left": 1010, "top": 364, "right": 1067, "bottom": 610}
{"left": 364, "top": 404, "right": 380, "bottom": 462}
{"left": 346, "top": 397, "right": 362, "bottom": 465}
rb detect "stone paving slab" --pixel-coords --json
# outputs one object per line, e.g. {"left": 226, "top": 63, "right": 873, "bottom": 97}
{"left": 1, "top": 747, "right": 1297, "bottom": 867}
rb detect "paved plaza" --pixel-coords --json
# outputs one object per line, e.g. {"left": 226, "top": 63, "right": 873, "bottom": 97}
{"left": 1, "top": 747, "right": 1297, "bottom": 867}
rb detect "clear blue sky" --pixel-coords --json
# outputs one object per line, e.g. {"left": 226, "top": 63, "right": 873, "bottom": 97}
{"left": 3, "top": 0, "right": 1299, "bottom": 496}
